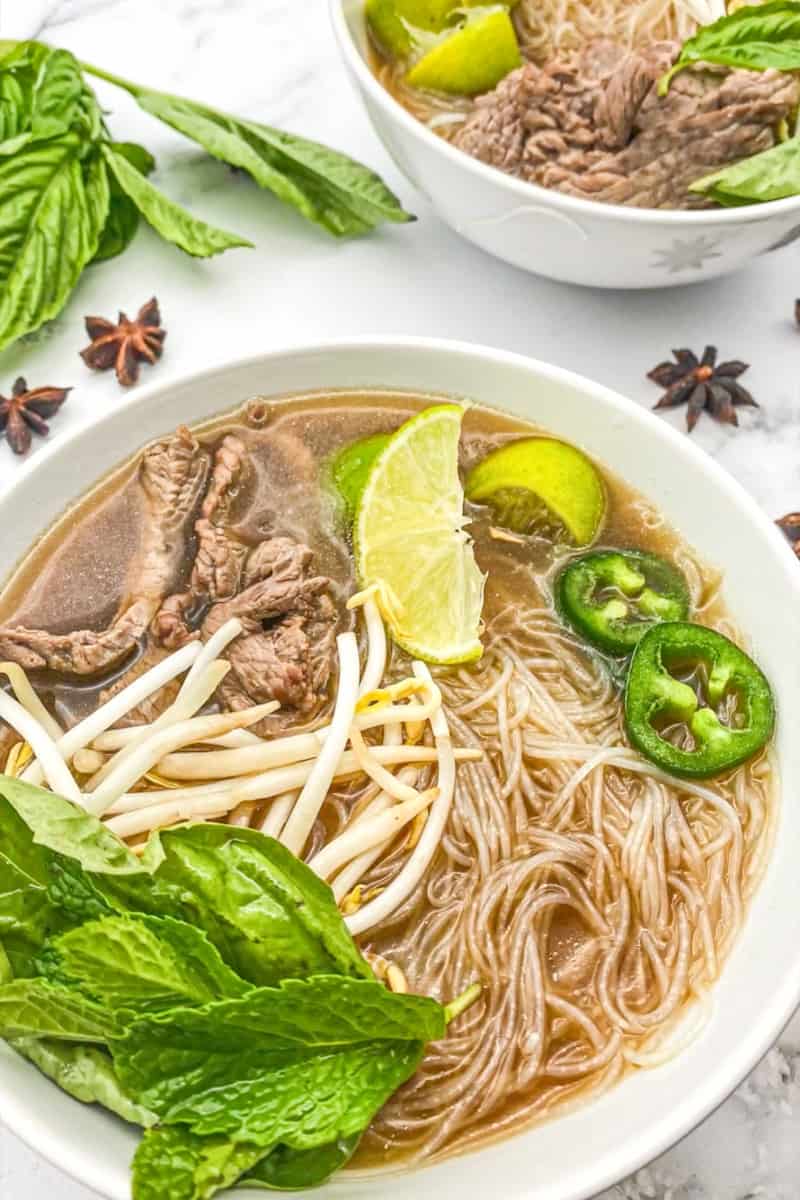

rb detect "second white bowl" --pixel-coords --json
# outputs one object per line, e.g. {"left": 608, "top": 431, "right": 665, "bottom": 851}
{"left": 331, "top": 0, "right": 800, "bottom": 289}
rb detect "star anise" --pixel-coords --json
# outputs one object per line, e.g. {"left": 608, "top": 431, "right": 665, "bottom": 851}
{"left": 80, "top": 297, "right": 166, "bottom": 387}
{"left": 777, "top": 512, "right": 800, "bottom": 559}
{"left": 647, "top": 346, "right": 756, "bottom": 433}
{"left": 0, "top": 377, "right": 70, "bottom": 455}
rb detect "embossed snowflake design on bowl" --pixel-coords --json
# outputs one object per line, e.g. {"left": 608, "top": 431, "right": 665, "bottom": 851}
{"left": 652, "top": 236, "right": 723, "bottom": 273}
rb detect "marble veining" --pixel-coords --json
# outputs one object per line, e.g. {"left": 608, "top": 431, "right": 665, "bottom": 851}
{"left": 1, "top": 1, "right": 800, "bottom": 1198}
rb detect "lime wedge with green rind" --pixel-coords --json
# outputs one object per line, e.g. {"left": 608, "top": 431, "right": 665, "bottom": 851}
{"left": 367, "top": 0, "right": 517, "bottom": 58}
{"left": 406, "top": 8, "right": 521, "bottom": 95}
{"left": 331, "top": 433, "right": 391, "bottom": 523}
{"left": 354, "top": 404, "right": 485, "bottom": 664}
{"left": 465, "top": 438, "right": 606, "bottom": 546}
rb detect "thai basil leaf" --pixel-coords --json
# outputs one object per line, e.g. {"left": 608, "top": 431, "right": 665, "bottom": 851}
{"left": 0, "top": 73, "right": 32, "bottom": 154}
{"left": 81, "top": 64, "right": 413, "bottom": 235}
{"left": 132, "top": 1127, "right": 268, "bottom": 1200}
{"left": 101, "top": 143, "right": 252, "bottom": 257}
{"left": 690, "top": 136, "right": 800, "bottom": 204}
{"left": 660, "top": 1, "right": 800, "bottom": 92}
{"left": 0, "top": 133, "right": 109, "bottom": 350}
{"left": 239, "top": 1135, "right": 361, "bottom": 1190}
{"left": 13, "top": 1037, "right": 157, "bottom": 1127}
{"left": 0, "top": 777, "right": 146, "bottom": 876}
{"left": 0, "top": 978, "right": 123, "bottom": 1042}
{"left": 92, "top": 141, "right": 155, "bottom": 263}
{"left": 28, "top": 46, "right": 88, "bottom": 141}
{"left": 0, "top": 939, "right": 12, "bottom": 984}
{"left": 44, "top": 914, "right": 250, "bottom": 1013}
{"left": 113, "top": 975, "right": 443, "bottom": 1144}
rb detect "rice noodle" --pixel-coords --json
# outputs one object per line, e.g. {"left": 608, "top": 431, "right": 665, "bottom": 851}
{"left": 353, "top": 577, "right": 773, "bottom": 1164}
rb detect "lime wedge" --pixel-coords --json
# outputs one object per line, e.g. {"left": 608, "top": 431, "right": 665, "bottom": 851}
{"left": 331, "top": 433, "right": 391, "bottom": 523}
{"left": 465, "top": 438, "right": 605, "bottom": 546}
{"left": 366, "top": 0, "right": 413, "bottom": 58}
{"left": 406, "top": 9, "right": 521, "bottom": 95}
{"left": 354, "top": 405, "right": 485, "bottom": 664}
{"left": 367, "top": 0, "right": 517, "bottom": 58}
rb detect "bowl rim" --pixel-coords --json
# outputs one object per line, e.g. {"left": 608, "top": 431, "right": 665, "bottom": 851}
{"left": 329, "top": 0, "right": 800, "bottom": 227}
{"left": 1, "top": 335, "right": 800, "bottom": 1200}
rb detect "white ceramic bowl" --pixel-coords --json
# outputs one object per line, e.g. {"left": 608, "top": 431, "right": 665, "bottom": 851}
{"left": 331, "top": 0, "right": 800, "bottom": 288}
{"left": 1, "top": 338, "right": 799, "bottom": 1200}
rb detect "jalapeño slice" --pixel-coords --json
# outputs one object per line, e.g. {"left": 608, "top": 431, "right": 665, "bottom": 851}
{"left": 556, "top": 549, "right": 690, "bottom": 657}
{"left": 624, "top": 622, "right": 775, "bottom": 780}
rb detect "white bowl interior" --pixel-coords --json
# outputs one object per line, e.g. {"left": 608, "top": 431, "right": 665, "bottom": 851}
{"left": 2, "top": 339, "right": 799, "bottom": 1200}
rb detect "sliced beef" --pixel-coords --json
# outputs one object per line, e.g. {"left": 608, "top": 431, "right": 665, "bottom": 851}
{"left": 153, "top": 434, "right": 249, "bottom": 650}
{"left": 0, "top": 428, "right": 209, "bottom": 674}
{"left": 203, "top": 535, "right": 337, "bottom": 732}
{"left": 454, "top": 40, "right": 800, "bottom": 209}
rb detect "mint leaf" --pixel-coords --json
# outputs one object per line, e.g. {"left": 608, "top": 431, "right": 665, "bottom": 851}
{"left": 93, "top": 141, "right": 155, "bottom": 262}
{"left": 13, "top": 1037, "right": 157, "bottom": 1127}
{"left": 0, "top": 132, "right": 109, "bottom": 349}
{"left": 240, "top": 1135, "right": 360, "bottom": 1190}
{"left": 113, "top": 975, "right": 443, "bottom": 1144}
{"left": 46, "top": 915, "right": 250, "bottom": 1013}
{"left": 102, "top": 143, "right": 252, "bottom": 257}
{"left": 690, "top": 136, "right": 800, "bottom": 203}
{"left": 660, "top": 1, "right": 800, "bottom": 91}
{"left": 132, "top": 1128, "right": 267, "bottom": 1200}
{"left": 0, "top": 978, "right": 122, "bottom": 1042}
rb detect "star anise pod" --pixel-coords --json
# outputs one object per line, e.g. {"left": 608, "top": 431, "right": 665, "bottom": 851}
{"left": 777, "top": 512, "right": 800, "bottom": 559}
{"left": 80, "top": 297, "right": 166, "bottom": 387}
{"left": 0, "top": 377, "right": 70, "bottom": 455}
{"left": 647, "top": 346, "right": 756, "bottom": 433}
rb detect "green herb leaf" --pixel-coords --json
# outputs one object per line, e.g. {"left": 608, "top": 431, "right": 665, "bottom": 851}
{"left": 690, "top": 135, "right": 800, "bottom": 203}
{"left": 81, "top": 64, "right": 413, "bottom": 236}
{"left": 113, "top": 976, "right": 441, "bottom": 1146}
{"left": 101, "top": 143, "right": 252, "bottom": 257}
{"left": 240, "top": 1135, "right": 361, "bottom": 1191}
{"left": 0, "top": 939, "right": 12, "bottom": 984}
{"left": 0, "top": 785, "right": 370, "bottom": 987}
{"left": 45, "top": 914, "right": 250, "bottom": 1013}
{"left": 0, "top": 777, "right": 146, "bottom": 876}
{"left": 104, "top": 824, "right": 373, "bottom": 987}
{"left": 132, "top": 1127, "right": 267, "bottom": 1200}
{"left": 13, "top": 1037, "right": 157, "bottom": 1127}
{"left": 0, "top": 978, "right": 122, "bottom": 1042}
{"left": 0, "top": 132, "right": 109, "bottom": 349}
{"left": 0, "top": 72, "right": 32, "bottom": 154}
{"left": 92, "top": 141, "right": 155, "bottom": 263}
{"left": 660, "top": 1, "right": 800, "bottom": 92}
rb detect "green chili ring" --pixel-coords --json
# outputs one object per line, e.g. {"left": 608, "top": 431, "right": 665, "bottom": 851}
{"left": 624, "top": 622, "right": 775, "bottom": 780}
{"left": 556, "top": 549, "right": 690, "bottom": 657}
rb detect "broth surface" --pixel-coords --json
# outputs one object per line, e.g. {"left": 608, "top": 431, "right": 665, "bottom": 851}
{"left": 0, "top": 389, "right": 776, "bottom": 1170}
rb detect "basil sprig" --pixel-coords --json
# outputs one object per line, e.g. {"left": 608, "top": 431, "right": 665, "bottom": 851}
{"left": 660, "top": 1, "right": 800, "bottom": 93}
{"left": 0, "top": 41, "right": 412, "bottom": 353}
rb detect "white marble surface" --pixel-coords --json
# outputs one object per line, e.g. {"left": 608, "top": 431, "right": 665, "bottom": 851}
{"left": 1, "top": 1, "right": 800, "bottom": 1197}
